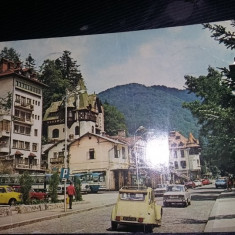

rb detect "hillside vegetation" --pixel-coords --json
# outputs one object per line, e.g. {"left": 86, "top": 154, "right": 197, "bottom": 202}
{"left": 98, "top": 83, "right": 200, "bottom": 137}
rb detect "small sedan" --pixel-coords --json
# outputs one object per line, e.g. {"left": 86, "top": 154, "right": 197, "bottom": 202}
{"left": 163, "top": 184, "right": 191, "bottom": 207}
{"left": 0, "top": 185, "right": 22, "bottom": 205}
{"left": 193, "top": 180, "right": 202, "bottom": 187}
{"left": 111, "top": 186, "right": 162, "bottom": 232}
{"left": 201, "top": 179, "right": 211, "bottom": 185}
{"left": 215, "top": 178, "right": 227, "bottom": 189}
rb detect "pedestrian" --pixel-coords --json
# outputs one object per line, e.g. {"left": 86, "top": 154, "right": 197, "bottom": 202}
{"left": 227, "top": 177, "right": 232, "bottom": 192}
{"left": 66, "top": 182, "right": 76, "bottom": 209}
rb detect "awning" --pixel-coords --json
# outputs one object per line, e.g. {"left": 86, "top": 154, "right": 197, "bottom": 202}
{"left": 28, "top": 152, "right": 36, "bottom": 157}
{"left": 15, "top": 150, "right": 23, "bottom": 155}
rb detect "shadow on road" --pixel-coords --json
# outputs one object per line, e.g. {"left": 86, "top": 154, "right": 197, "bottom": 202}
{"left": 191, "top": 194, "right": 218, "bottom": 201}
{"left": 181, "top": 218, "right": 208, "bottom": 224}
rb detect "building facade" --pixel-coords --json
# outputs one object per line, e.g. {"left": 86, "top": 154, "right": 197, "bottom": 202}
{"left": 168, "top": 131, "right": 201, "bottom": 181}
{"left": 0, "top": 58, "right": 46, "bottom": 173}
{"left": 44, "top": 132, "right": 130, "bottom": 190}
{"left": 43, "top": 79, "right": 104, "bottom": 143}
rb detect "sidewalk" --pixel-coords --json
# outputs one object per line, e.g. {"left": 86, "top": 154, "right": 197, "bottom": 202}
{"left": 0, "top": 192, "right": 117, "bottom": 232}
{"left": 204, "top": 188, "right": 235, "bottom": 233}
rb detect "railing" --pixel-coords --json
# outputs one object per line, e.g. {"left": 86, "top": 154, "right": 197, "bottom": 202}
{"left": 14, "top": 102, "right": 34, "bottom": 111}
{"left": 50, "top": 157, "right": 64, "bottom": 164}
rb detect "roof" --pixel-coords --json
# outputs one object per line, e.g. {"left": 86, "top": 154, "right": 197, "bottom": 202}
{"left": 69, "top": 132, "right": 128, "bottom": 147}
{"left": 168, "top": 131, "right": 200, "bottom": 149}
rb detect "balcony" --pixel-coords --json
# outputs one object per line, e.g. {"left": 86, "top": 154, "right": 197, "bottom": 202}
{"left": 13, "top": 116, "right": 33, "bottom": 125}
{"left": 50, "top": 157, "right": 64, "bottom": 164}
{"left": 14, "top": 101, "right": 34, "bottom": 111}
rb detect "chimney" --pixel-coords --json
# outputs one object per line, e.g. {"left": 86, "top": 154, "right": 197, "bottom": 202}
{"left": 118, "top": 129, "right": 126, "bottom": 137}
{"left": 0, "top": 58, "right": 14, "bottom": 73}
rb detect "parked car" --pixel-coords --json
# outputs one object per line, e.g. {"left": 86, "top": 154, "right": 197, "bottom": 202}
{"left": 215, "top": 178, "right": 227, "bottom": 189}
{"left": 193, "top": 180, "right": 202, "bottom": 187}
{"left": 163, "top": 184, "right": 191, "bottom": 207}
{"left": 201, "top": 179, "right": 211, "bottom": 185}
{"left": 184, "top": 181, "right": 196, "bottom": 189}
{"left": 154, "top": 184, "right": 167, "bottom": 196}
{"left": 0, "top": 185, "right": 22, "bottom": 205}
{"left": 12, "top": 186, "right": 48, "bottom": 201}
{"left": 111, "top": 186, "right": 162, "bottom": 232}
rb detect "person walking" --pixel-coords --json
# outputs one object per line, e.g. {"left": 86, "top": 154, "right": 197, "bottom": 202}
{"left": 66, "top": 182, "right": 76, "bottom": 209}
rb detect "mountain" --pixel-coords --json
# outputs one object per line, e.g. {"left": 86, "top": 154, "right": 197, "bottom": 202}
{"left": 98, "top": 83, "right": 200, "bottom": 138}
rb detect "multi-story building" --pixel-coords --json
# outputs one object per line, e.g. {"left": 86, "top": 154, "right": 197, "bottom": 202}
{"left": 43, "top": 79, "right": 104, "bottom": 143}
{"left": 168, "top": 131, "right": 201, "bottom": 181}
{"left": 0, "top": 58, "right": 47, "bottom": 173}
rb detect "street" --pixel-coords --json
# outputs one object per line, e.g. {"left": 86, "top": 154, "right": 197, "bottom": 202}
{"left": 0, "top": 185, "right": 224, "bottom": 234}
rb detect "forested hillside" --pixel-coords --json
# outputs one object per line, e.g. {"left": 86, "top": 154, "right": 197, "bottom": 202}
{"left": 98, "top": 83, "right": 200, "bottom": 137}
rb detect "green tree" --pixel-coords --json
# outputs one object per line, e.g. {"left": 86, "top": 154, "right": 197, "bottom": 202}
{"left": 49, "top": 172, "right": 60, "bottom": 203}
{"left": 103, "top": 101, "right": 127, "bottom": 136}
{"left": 19, "top": 171, "right": 33, "bottom": 204}
{"left": 183, "top": 67, "right": 235, "bottom": 175}
{"left": 25, "top": 53, "right": 36, "bottom": 69}
{"left": 39, "top": 59, "right": 69, "bottom": 114}
{"left": 74, "top": 177, "right": 82, "bottom": 201}
{"left": 0, "top": 92, "right": 12, "bottom": 110}
{"left": 55, "top": 50, "right": 83, "bottom": 88}
{"left": 0, "top": 47, "right": 21, "bottom": 62}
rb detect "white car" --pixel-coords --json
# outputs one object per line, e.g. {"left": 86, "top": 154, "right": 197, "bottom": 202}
{"left": 163, "top": 184, "right": 191, "bottom": 207}
{"left": 154, "top": 184, "right": 167, "bottom": 197}
{"left": 193, "top": 180, "right": 202, "bottom": 187}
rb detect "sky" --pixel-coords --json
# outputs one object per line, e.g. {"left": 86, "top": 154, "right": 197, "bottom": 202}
{"left": 0, "top": 20, "right": 234, "bottom": 94}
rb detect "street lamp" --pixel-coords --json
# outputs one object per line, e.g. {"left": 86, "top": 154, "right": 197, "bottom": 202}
{"left": 134, "top": 126, "right": 145, "bottom": 189}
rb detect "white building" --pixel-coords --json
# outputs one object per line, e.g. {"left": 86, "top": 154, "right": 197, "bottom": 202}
{"left": 168, "top": 131, "right": 201, "bottom": 181}
{"left": 0, "top": 58, "right": 46, "bottom": 173}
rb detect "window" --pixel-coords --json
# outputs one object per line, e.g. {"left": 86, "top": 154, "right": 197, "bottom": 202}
{"left": 92, "top": 126, "right": 94, "bottom": 133}
{"left": 89, "top": 149, "right": 95, "bottom": 159}
{"left": 13, "top": 140, "right": 18, "bottom": 148}
{"left": 25, "top": 127, "right": 31, "bottom": 135}
{"left": 174, "top": 151, "right": 177, "bottom": 158}
{"left": 20, "top": 126, "right": 25, "bottom": 134}
{"left": 53, "top": 152, "right": 58, "bottom": 158}
{"left": 75, "top": 126, "right": 80, "bottom": 135}
{"left": 58, "top": 152, "right": 64, "bottom": 157}
{"left": 26, "top": 113, "right": 31, "bottom": 121}
{"left": 52, "top": 129, "right": 59, "bottom": 138}
{"left": 19, "top": 141, "right": 24, "bottom": 149}
{"left": 14, "top": 124, "right": 19, "bottom": 133}
{"left": 114, "top": 145, "right": 118, "bottom": 158}
{"left": 15, "top": 94, "right": 20, "bottom": 103}
{"left": 32, "top": 143, "right": 38, "bottom": 151}
{"left": 34, "top": 129, "right": 38, "bottom": 136}
{"left": 181, "top": 150, "right": 185, "bottom": 158}
{"left": 180, "top": 161, "right": 187, "bottom": 168}
{"left": 189, "top": 148, "right": 199, "bottom": 155}
{"left": 174, "top": 161, "right": 179, "bottom": 169}
{"left": 122, "top": 147, "right": 126, "bottom": 159}
{"left": 25, "top": 142, "right": 30, "bottom": 150}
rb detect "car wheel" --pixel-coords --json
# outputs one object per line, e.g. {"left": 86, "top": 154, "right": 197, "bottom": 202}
{"left": 111, "top": 221, "right": 118, "bottom": 230}
{"left": 188, "top": 199, "right": 191, "bottom": 205}
{"left": 9, "top": 198, "right": 16, "bottom": 206}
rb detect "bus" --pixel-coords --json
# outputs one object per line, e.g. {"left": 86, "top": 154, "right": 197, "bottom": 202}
{"left": 71, "top": 172, "right": 103, "bottom": 193}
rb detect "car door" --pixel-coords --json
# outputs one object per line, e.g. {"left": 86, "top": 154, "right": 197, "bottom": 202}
{"left": 0, "top": 187, "right": 8, "bottom": 204}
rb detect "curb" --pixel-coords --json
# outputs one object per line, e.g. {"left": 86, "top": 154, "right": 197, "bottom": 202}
{"left": 0, "top": 203, "right": 115, "bottom": 231}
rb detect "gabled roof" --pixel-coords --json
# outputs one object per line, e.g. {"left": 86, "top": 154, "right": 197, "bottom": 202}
{"left": 68, "top": 132, "right": 128, "bottom": 147}
{"left": 168, "top": 131, "right": 199, "bottom": 149}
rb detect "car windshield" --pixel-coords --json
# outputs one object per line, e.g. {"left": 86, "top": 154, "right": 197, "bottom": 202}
{"left": 217, "top": 179, "right": 226, "bottom": 182}
{"left": 167, "top": 186, "right": 184, "bottom": 192}
{"left": 6, "top": 187, "right": 13, "bottom": 192}
{"left": 120, "top": 192, "right": 145, "bottom": 201}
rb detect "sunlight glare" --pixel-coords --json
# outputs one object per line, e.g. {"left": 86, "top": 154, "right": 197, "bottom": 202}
{"left": 145, "top": 135, "right": 169, "bottom": 168}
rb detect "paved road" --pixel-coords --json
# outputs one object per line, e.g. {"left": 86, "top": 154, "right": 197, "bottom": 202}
{"left": 0, "top": 186, "right": 223, "bottom": 234}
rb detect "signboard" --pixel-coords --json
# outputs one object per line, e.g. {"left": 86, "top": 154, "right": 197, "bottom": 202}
{"left": 60, "top": 168, "right": 70, "bottom": 179}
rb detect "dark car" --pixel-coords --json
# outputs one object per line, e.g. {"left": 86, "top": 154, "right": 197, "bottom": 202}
{"left": 184, "top": 181, "right": 196, "bottom": 189}
{"left": 215, "top": 178, "right": 227, "bottom": 189}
